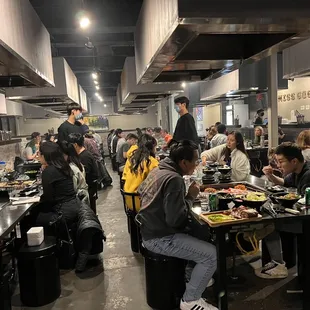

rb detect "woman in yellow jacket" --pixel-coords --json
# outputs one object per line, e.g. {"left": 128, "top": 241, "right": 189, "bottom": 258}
{"left": 122, "top": 134, "right": 159, "bottom": 211}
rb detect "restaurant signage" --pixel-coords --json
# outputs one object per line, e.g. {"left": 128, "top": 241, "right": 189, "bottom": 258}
{"left": 278, "top": 90, "right": 310, "bottom": 103}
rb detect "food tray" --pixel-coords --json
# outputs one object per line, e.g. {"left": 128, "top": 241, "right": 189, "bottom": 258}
{"left": 200, "top": 181, "right": 266, "bottom": 193}
{"left": 199, "top": 211, "right": 263, "bottom": 227}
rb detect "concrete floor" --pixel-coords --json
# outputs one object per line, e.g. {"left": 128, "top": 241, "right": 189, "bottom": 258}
{"left": 12, "top": 164, "right": 302, "bottom": 310}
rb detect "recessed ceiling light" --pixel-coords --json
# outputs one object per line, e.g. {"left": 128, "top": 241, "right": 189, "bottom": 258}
{"left": 104, "top": 104, "right": 107, "bottom": 107}
{"left": 92, "top": 72, "right": 98, "bottom": 80}
{"left": 95, "top": 85, "right": 100, "bottom": 90}
{"left": 80, "top": 17, "right": 90, "bottom": 29}
{"left": 94, "top": 80, "right": 98, "bottom": 85}
{"left": 181, "top": 82, "right": 186, "bottom": 88}
{"left": 95, "top": 92, "right": 100, "bottom": 97}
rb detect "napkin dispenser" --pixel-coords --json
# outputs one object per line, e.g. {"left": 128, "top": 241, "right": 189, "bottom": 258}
{"left": 27, "top": 227, "right": 44, "bottom": 246}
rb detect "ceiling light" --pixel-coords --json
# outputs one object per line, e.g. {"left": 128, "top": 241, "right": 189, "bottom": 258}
{"left": 100, "top": 98, "right": 103, "bottom": 102}
{"left": 94, "top": 80, "right": 98, "bottom": 85}
{"left": 95, "top": 85, "right": 100, "bottom": 90}
{"left": 92, "top": 72, "right": 98, "bottom": 80}
{"left": 95, "top": 92, "right": 100, "bottom": 97}
{"left": 181, "top": 82, "right": 186, "bottom": 88}
{"left": 104, "top": 104, "right": 107, "bottom": 107}
{"left": 80, "top": 17, "right": 90, "bottom": 29}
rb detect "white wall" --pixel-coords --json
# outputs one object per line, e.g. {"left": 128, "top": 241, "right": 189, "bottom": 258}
{"left": 278, "top": 77, "right": 310, "bottom": 121}
{"left": 18, "top": 117, "right": 64, "bottom": 135}
{"left": 203, "top": 103, "right": 221, "bottom": 129}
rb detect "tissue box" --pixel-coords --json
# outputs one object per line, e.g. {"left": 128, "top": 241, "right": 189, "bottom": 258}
{"left": 27, "top": 227, "right": 44, "bottom": 246}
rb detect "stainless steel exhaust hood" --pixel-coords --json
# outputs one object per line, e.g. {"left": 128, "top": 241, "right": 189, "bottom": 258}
{"left": 200, "top": 56, "right": 287, "bottom": 101}
{"left": 0, "top": 0, "right": 54, "bottom": 88}
{"left": 116, "top": 83, "right": 147, "bottom": 114}
{"left": 79, "top": 85, "right": 88, "bottom": 113}
{"left": 283, "top": 38, "right": 310, "bottom": 79}
{"left": 135, "top": 0, "right": 310, "bottom": 85}
{"left": 6, "top": 58, "right": 79, "bottom": 113}
{"left": 121, "top": 57, "right": 183, "bottom": 106}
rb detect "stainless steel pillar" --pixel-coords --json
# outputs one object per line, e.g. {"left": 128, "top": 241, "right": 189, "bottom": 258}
{"left": 267, "top": 54, "right": 279, "bottom": 148}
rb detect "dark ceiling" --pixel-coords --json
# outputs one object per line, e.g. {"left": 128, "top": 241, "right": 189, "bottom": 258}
{"left": 30, "top": 0, "right": 143, "bottom": 99}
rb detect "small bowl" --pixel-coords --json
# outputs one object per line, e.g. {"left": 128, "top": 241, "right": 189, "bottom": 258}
{"left": 202, "top": 169, "right": 216, "bottom": 176}
{"left": 217, "top": 193, "right": 234, "bottom": 210}
{"left": 237, "top": 197, "right": 268, "bottom": 211}
{"left": 218, "top": 167, "right": 232, "bottom": 175}
{"left": 271, "top": 193, "right": 301, "bottom": 208}
{"left": 207, "top": 162, "right": 219, "bottom": 168}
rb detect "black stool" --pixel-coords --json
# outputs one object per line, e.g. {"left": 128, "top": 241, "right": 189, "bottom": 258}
{"left": 120, "top": 190, "right": 142, "bottom": 253}
{"left": 143, "top": 247, "right": 186, "bottom": 310}
{"left": 17, "top": 236, "right": 61, "bottom": 307}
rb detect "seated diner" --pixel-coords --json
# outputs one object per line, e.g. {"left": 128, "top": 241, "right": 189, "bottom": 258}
{"left": 122, "top": 134, "right": 158, "bottom": 211}
{"left": 137, "top": 140, "right": 217, "bottom": 310}
{"left": 201, "top": 131, "right": 250, "bottom": 181}
{"left": 263, "top": 142, "right": 310, "bottom": 195}
{"left": 296, "top": 129, "right": 310, "bottom": 162}
{"left": 23, "top": 132, "right": 41, "bottom": 160}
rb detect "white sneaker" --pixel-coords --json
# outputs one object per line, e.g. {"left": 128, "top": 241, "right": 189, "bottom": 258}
{"left": 180, "top": 298, "right": 218, "bottom": 310}
{"left": 255, "top": 260, "right": 288, "bottom": 279}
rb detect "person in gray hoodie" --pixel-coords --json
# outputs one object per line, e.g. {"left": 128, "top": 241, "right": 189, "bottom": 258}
{"left": 137, "top": 140, "right": 217, "bottom": 310}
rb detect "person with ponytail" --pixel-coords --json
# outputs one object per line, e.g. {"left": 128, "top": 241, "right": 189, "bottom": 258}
{"left": 60, "top": 141, "right": 89, "bottom": 205}
{"left": 122, "top": 134, "right": 159, "bottom": 211}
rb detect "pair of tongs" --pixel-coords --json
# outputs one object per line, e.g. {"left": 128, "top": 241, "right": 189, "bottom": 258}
{"left": 262, "top": 201, "right": 277, "bottom": 218}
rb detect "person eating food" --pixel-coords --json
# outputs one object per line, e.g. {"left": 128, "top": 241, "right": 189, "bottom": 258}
{"left": 201, "top": 131, "right": 250, "bottom": 181}
{"left": 137, "top": 140, "right": 217, "bottom": 310}
{"left": 23, "top": 132, "right": 41, "bottom": 160}
{"left": 263, "top": 142, "right": 310, "bottom": 195}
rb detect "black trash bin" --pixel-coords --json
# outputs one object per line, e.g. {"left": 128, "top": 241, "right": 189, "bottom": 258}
{"left": 17, "top": 236, "right": 61, "bottom": 307}
{"left": 143, "top": 248, "right": 186, "bottom": 310}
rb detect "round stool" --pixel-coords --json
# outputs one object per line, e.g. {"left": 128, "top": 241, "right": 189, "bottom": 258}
{"left": 17, "top": 236, "right": 61, "bottom": 307}
{"left": 143, "top": 248, "right": 186, "bottom": 310}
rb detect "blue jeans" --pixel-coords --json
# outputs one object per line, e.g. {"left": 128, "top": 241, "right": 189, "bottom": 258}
{"left": 143, "top": 233, "right": 217, "bottom": 302}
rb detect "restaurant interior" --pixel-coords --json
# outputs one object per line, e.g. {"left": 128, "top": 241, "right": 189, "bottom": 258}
{"left": 1, "top": 1, "right": 310, "bottom": 310}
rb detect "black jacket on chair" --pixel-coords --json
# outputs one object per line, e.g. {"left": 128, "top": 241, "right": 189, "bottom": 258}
{"left": 76, "top": 202, "right": 106, "bottom": 254}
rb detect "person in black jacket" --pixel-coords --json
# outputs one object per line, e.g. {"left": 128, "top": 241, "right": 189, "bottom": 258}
{"left": 173, "top": 96, "right": 199, "bottom": 145}
{"left": 68, "top": 133, "right": 99, "bottom": 214}
{"left": 75, "top": 201, "right": 105, "bottom": 272}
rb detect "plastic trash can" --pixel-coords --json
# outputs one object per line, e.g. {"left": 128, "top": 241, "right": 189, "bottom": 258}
{"left": 17, "top": 236, "right": 61, "bottom": 307}
{"left": 143, "top": 248, "right": 186, "bottom": 310}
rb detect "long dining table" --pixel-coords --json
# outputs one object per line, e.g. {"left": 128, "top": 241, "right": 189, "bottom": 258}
{"left": 191, "top": 175, "right": 310, "bottom": 310}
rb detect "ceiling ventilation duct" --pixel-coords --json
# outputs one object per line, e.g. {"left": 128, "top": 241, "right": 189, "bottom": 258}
{"left": 78, "top": 85, "right": 88, "bottom": 113}
{"left": 283, "top": 38, "right": 310, "bottom": 79}
{"left": 121, "top": 57, "right": 183, "bottom": 107}
{"left": 0, "top": 0, "right": 54, "bottom": 88}
{"left": 6, "top": 58, "right": 79, "bottom": 114}
{"left": 135, "top": 0, "right": 310, "bottom": 85}
{"left": 115, "top": 83, "right": 147, "bottom": 114}
{"left": 200, "top": 56, "right": 288, "bottom": 101}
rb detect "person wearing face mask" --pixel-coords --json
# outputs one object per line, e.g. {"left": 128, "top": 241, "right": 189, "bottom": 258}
{"left": 137, "top": 140, "right": 217, "bottom": 310}
{"left": 173, "top": 96, "right": 199, "bottom": 146}
{"left": 201, "top": 131, "right": 250, "bottom": 181}
{"left": 57, "top": 104, "right": 83, "bottom": 143}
